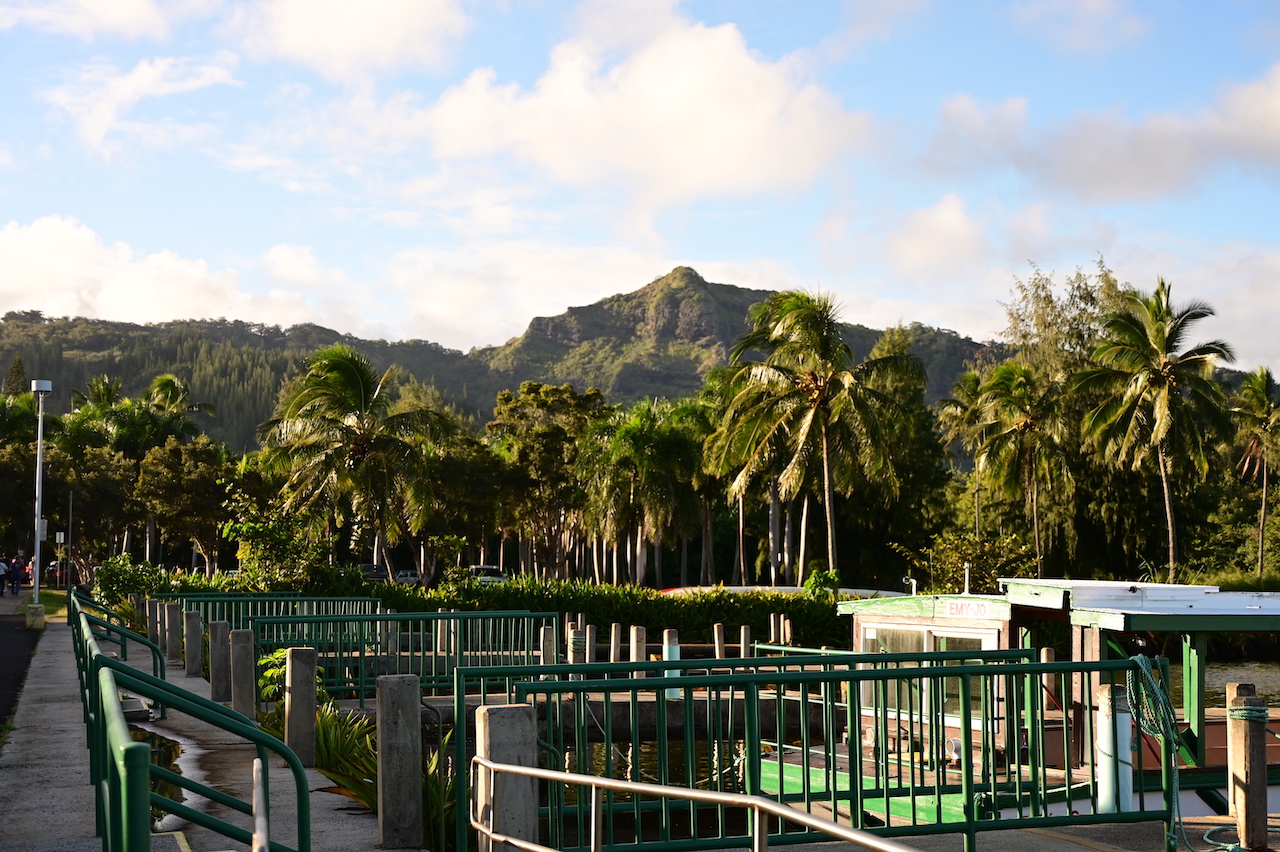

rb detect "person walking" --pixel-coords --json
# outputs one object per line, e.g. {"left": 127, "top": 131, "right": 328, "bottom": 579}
{"left": 9, "top": 558, "right": 23, "bottom": 595}
{"left": 0, "top": 557, "right": 8, "bottom": 597}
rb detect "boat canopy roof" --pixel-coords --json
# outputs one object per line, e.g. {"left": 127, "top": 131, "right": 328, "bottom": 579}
{"left": 838, "top": 577, "right": 1280, "bottom": 632}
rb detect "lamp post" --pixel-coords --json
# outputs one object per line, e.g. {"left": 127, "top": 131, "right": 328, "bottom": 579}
{"left": 31, "top": 380, "right": 50, "bottom": 604}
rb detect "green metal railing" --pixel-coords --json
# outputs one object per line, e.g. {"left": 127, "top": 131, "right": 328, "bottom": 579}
{"left": 451, "top": 651, "right": 1173, "bottom": 852}
{"left": 154, "top": 593, "right": 381, "bottom": 631}
{"left": 72, "top": 602, "right": 312, "bottom": 852}
{"left": 251, "top": 610, "right": 559, "bottom": 706}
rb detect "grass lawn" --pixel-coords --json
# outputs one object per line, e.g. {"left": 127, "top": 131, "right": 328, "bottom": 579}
{"left": 22, "top": 589, "right": 66, "bottom": 619}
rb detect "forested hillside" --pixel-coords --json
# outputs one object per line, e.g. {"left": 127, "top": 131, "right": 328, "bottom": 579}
{"left": 0, "top": 267, "right": 987, "bottom": 450}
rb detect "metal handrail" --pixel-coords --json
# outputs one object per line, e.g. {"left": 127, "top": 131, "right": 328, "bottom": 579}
{"left": 74, "top": 610, "right": 311, "bottom": 852}
{"left": 470, "top": 756, "right": 919, "bottom": 852}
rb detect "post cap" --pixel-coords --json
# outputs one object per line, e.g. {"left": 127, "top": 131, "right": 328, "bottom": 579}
{"left": 30, "top": 380, "right": 51, "bottom": 393}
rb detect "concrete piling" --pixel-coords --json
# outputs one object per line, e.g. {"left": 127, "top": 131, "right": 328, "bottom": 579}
{"left": 475, "top": 704, "right": 538, "bottom": 852}
{"left": 230, "top": 629, "right": 256, "bottom": 719}
{"left": 164, "top": 602, "right": 182, "bottom": 663}
{"left": 183, "top": 610, "right": 203, "bottom": 677}
{"left": 630, "top": 625, "right": 646, "bottom": 679}
{"left": 209, "top": 620, "right": 231, "bottom": 701}
{"left": 285, "top": 647, "right": 317, "bottom": 768}
{"left": 540, "top": 624, "right": 557, "bottom": 667}
{"left": 146, "top": 598, "right": 160, "bottom": 646}
{"left": 377, "top": 674, "right": 423, "bottom": 848}
{"left": 609, "top": 623, "right": 623, "bottom": 663}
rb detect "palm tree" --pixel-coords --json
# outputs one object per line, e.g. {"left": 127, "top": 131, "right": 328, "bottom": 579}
{"left": 937, "top": 370, "right": 989, "bottom": 536}
{"left": 1231, "top": 367, "right": 1280, "bottom": 581}
{"left": 147, "top": 373, "right": 216, "bottom": 417}
{"left": 722, "top": 290, "right": 921, "bottom": 578}
{"left": 976, "top": 362, "right": 1072, "bottom": 578}
{"left": 579, "top": 399, "right": 699, "bottom": 586}
{"left": 260, "top": 344, "right": 446, "bottom": 569}
{"left": 1074, "top": 278, "right": 1234, "bottom": 582}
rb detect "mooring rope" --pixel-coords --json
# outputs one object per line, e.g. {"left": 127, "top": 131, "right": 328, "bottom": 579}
{"left": 1128, "top": 655, "right": 1280, "bottom": 852}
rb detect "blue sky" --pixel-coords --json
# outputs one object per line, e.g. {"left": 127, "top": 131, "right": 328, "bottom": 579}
{"left": 2, "top": 0, "right": 1279, "bottom": 370}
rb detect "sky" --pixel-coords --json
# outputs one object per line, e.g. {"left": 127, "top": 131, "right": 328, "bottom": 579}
{"left": 2, "top": 1, "right": 1280, "bottom": 369}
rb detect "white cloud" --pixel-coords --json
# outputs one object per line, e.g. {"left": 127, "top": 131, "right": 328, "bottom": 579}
{"left": 927, "top": 61, "right": 1280, "bottom": 201}
{"left": 44, "top": 53, "right": 240, "bottom": 158}
{"left": 0, "top": 216, "right": 316, "bottom": 326}
{"left": 231, "top": 0, "right": 468, "bottom": 83}
{"left": 819, "top": 0, "right": 928, "bottom": 59}
{"left": 0, "top": 0, "right": 170, "bottom": 40}
{"left": 0, "top": 146, "right": 13, "bottom": 169}
{"left": 887, "top": 194, "right": 988, "bottom": 280}
{"left": 1013, "top": 0, "right": 1148, "bottom": 53}
{"left": 924, "top": 94, "right": 1028, "bottom": 174}
{"left": 420, "top": 11, "right": 871, "bottom": 225}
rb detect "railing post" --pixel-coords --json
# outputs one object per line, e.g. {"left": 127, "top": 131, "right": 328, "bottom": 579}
{"left": 377, "top": 674, "right": 423, "bottom": 848}
{"left": 1229, "top": 689, "right": 1267, "bottom": 851}
{"left": 230, "top": 628, "right": 257, "bottom": 718}
{"left": 209, "top": 620, "right": 231, "bottom": 701}
{"left": 739, "top": 625, "right": 751, "bottom": 659}
{"left": 184, "top": 610, "right": 203, "bottom": 677}
{"left": 164, "top": 602, "right": 182, "bottom": 663}
{"left": 285, "top": 647, "right": 318, "bottom": 768}
{"left": 713, "top": 623, "right": 726, "bottom": 660}
{"left": 476, "top": 704, "right": 538, "bottom": 852}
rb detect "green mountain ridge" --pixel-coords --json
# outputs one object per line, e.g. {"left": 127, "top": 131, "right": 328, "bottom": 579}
{"left": 0, "top": 267, "right": 989, "bottom": 451}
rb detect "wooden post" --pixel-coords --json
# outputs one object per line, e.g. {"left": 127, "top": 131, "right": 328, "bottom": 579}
{"left": 1227, "top": 683, "right": 1256, "bottom": 818}
{"left": 739, "top": 624, "right": 751, "bottom": 659}
{"left": 713, "top": 623, "right": 726, "bottom": 660}
{"left": 1229, "top": 690, "right": 1267, "bottom": 851}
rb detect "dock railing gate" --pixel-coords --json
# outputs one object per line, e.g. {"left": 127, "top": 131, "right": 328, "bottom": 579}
{"left": 453, "top": 651, "right": 1175, "bottom": 852}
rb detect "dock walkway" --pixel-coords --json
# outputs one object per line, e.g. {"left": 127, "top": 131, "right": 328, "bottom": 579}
{"left": 0, "top": 593, "right": 1266, "bottom": 852}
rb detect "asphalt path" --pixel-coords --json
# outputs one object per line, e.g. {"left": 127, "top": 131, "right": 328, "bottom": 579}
{"left": 0, "top": 586, "right": 38, "bottom": 728}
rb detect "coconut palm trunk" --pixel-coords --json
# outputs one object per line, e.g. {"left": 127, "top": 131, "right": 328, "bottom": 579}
{"left": 821, "top": 422, "right": 837, "bottom": 574}
{"left": 1158, "top": 443, "right": 1178, "bottom": 582}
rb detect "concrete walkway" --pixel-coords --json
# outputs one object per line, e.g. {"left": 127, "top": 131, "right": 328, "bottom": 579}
{"left": 0, "top": 591, "right": 1272, "bottom": 852}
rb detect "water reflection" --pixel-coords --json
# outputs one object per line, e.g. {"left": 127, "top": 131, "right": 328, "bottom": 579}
{"left": 1168, "top": 662, "right": 1280, "bottom": 707}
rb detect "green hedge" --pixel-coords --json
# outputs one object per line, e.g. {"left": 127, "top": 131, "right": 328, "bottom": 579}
{"left": 378, "top": 575, "right": 855, "bottom": 649}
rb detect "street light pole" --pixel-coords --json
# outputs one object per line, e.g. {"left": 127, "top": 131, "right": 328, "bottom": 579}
{"left": 31, "top": 380, "right": 50, "bottom": 605}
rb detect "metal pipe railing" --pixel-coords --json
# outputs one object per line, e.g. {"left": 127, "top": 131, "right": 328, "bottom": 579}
{"left": 471, "top": 755, "right": 919, "bottom": 852}
{"left": 73, "top": 608, "right": 311, "bottom": 852}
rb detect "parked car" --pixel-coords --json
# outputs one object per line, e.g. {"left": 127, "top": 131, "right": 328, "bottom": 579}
{"left": 393, "top": 569, "right": 420, "bottom": 586}
{"left": 359, "top": 563, "right": 390, "bottom": 582}
{"left": 470, "top": 565, "right": 506, "bottom": 585}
